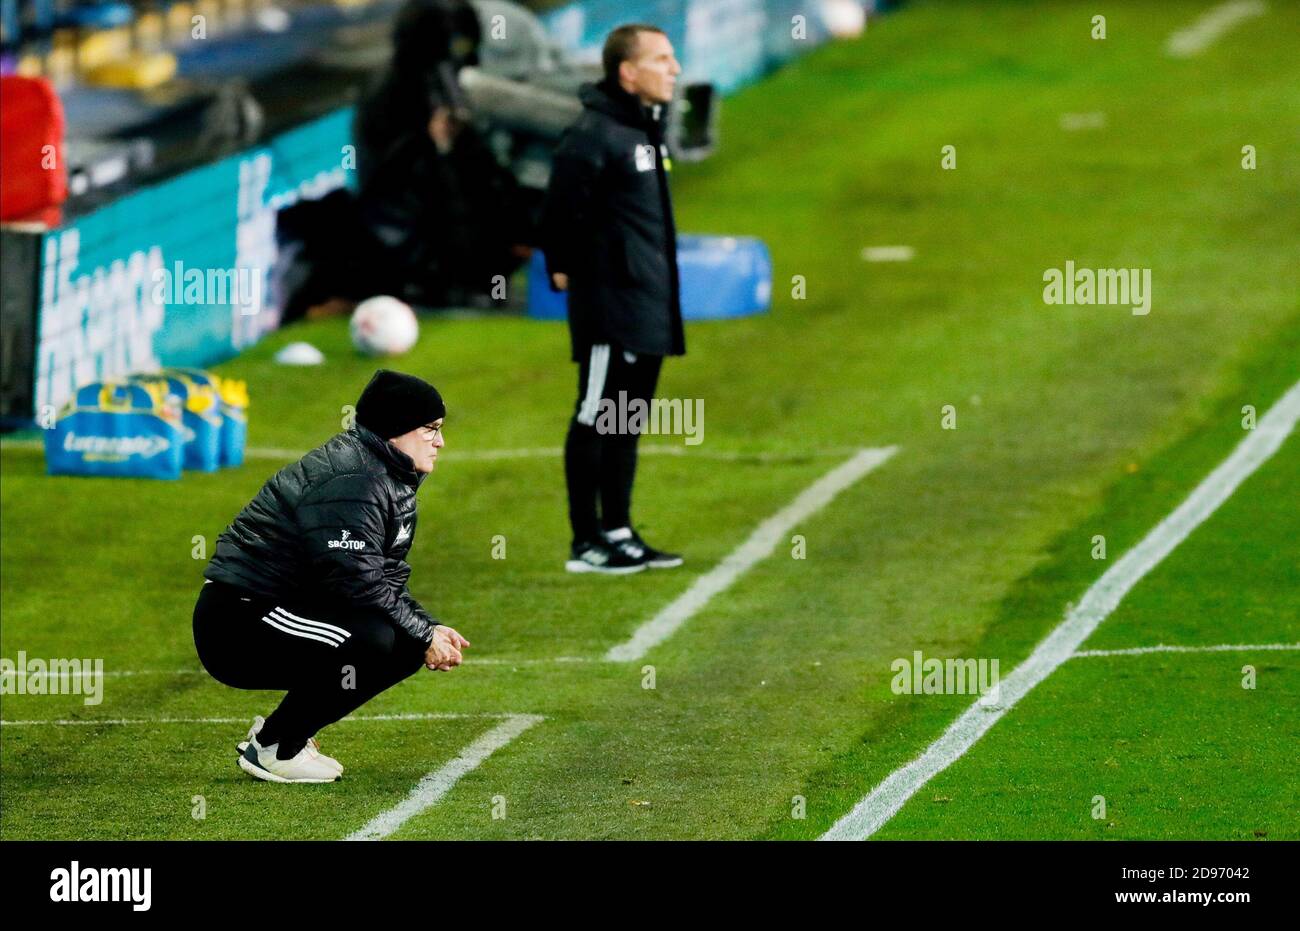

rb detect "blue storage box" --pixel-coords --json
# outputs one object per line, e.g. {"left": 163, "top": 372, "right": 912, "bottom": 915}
{"left": 528, "top": 234, "right": 772, "bottom": 322}
{"left": 45, "top": 382, "right": 183, "bottom": 480}
{"left": 217, "top": 379, "right": 249, "bottom": 468}
{"left": 158, "top": 368, "right": 223, "bottom": 473}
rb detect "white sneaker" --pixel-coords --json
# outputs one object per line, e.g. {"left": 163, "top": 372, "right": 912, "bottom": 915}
{"left": 234, "top": 715, "right": 265, "bottom": 757}
{"left": 238, "top": 734, "right": 340, "bottom": 784}
{"left": 300, "top": 738, "right": 343, "bottom": 775}
{"left": 237, "top": 716, "right": 343, "bottom": 775}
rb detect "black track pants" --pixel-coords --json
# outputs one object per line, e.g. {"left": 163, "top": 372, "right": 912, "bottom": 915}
{"left": 564, "top": 343, "right": 663, "bottom": 545}
{"left": 192, "top": 580, "right": 426, "bottom": 755}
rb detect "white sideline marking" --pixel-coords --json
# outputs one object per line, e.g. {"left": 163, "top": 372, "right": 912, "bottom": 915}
{"left": 24, "top": 642, "right": 1296, "bottom": 679}
{"left": 1166, "top": 0, "right": 1267, "bottom": 58}
{"left": 468, "top": 656, "right": 597, "bottom": 666}
{"left": 823, "top": 379, "right": 1300, "bottom": 841}
{"left": 346, "top": 713, "right": 544, "bottom": 841}
{"left": 861, "top": 246, "right": 914, "bottom": 262}
{"left": 606, "top": 446, "right": 898, "bottom": 662}
{"left": 0, "top": 438, "right": 859, "bottom": 464}
{"left": 1074, "top": 642, "right": 1300, "bottom": 658}
{"left": 1059, "top": 112, "right": 1107, "bottom": 131}
{"left": 8, "top": 658, "right": 596, "bottom": 680}
{"left": 2, "top": 669, "right": 205, "bottom": 680}
{"left": 0, "top": 712, "right": 517, "bottom": 726}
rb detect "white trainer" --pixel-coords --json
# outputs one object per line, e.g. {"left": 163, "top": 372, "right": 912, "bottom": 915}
{"left": 237, "top": 716, "right": 343, "bottom": 775}
{"left": 237, "top": 734, "right": 341, "bottom": 784}
{"left": 234, "top": 715, "right": 265, "bottom": 757}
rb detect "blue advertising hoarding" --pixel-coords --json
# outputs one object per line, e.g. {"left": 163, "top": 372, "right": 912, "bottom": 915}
{"left": 32, "top": 108, "right": 355, "bottom": 419}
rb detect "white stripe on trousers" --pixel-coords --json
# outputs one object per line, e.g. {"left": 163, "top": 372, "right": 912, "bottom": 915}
{"left": 269, "top": 606, "right": 351, "bottom": 641}
{"left": 267, "top": 611, "right": 346, "bottom": 645}
{"left": 577, "top": 344, "right": 611, "bottom": 427}
{"left": 262, "top": 614, "right": 341, "bottom": 646}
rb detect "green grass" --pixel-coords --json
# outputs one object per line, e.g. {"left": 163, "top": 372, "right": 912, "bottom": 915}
{"left": 2, "top": 714, "right": 500, "bottom": 840}
{"left": 2, "top": 0, "right": 1298, "bottom": 839}
{"left": 870, "top": 432, "right": 1300, "bottom": 840}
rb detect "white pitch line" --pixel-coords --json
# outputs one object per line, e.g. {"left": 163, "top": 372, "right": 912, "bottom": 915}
{"left": 1166, "top": 0, "right": 1267, "bottom": 58}
{"left": 1059, "top": 112, "right": 1106, "bottom": 131}
{"left": 1073, "top": 642, "right": 1300, "bottom": 658}
{"left": 271, "top": 445, "right": 563, "bottom": 462}
{"left": 346, "top": 713, "right": 544, "bottom": 841}
{"left": 467, "top": 656, "right": 597, "bottom": 666}
{"left": 606, "top": 446, "right": 898, "bottom": 663}
{"left": 32, "top": 642, "right": 1294, "bottom": 678}
{"left": 823, "top": 378, "right": 1300, "bottom": 841}
{"left": 5, "top": 657, "right": 599, "bottom": 681}
{"left": 0, "top": 712, "right": 517, "bottom": 726}
{"left": 861, "top": 246, "right": 914, "bottom": 262}
{"left": 1, "top": 669, "right": 205, "bottom": 680}
{"left": 0, "top": 438, "right": 858, "bottom": 464}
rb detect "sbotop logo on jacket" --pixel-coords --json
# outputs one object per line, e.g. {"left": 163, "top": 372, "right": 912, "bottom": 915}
{"left": 327, "top": 529, "right": 367, "bottom": 551}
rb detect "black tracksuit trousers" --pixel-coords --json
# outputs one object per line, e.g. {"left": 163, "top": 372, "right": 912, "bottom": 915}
{"left": 565, "top": 343, "right": 663, "bottom": 546}
{"left": 193, "top": 580, "right": 426, "bottom": 757}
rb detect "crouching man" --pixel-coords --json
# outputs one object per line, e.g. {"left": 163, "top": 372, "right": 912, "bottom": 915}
{"left": 193, "top": 369, "right": 470, "bottom": 783}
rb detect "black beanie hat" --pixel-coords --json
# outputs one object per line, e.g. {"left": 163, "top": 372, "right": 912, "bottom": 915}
{"left": 355, "top": 370, "right": 446, "bottom": 440}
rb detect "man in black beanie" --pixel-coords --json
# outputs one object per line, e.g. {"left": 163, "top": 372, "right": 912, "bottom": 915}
{"left": 194, "top": 369, "right": 470, "bottom": 783}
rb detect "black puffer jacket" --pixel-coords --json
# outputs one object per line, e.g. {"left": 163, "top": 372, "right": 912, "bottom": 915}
{"left": 541, "top": 79, "right": 685, "bottom": 361}
{"left": 203, "top": 424, "right": 437, "bottom": 646}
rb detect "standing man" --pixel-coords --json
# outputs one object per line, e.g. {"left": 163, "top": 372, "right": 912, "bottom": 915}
{"left": 542, "top": 23, "right": 686, "bottom": 575}
{"left": 193, "top": 370, "right": 470, "bottom": 783}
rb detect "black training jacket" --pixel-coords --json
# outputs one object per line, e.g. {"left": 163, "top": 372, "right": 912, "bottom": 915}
{"left": 541, "top": 79, "right": 686, "bottom": 361}
{"left": 203, "top": 424, "right": 437, "bottom": 646}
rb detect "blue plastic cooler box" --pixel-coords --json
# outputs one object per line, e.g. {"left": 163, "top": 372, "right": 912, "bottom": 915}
{"left": 528, "top": 234, "right": 772, "bottom": 322}
{"left": 45, "top": 382, "right": 184, "bottom": 480}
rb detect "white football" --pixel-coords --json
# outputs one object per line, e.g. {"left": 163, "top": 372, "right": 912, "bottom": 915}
{"left": 350, "top": 296, "right": 419, "bottom": 357}
{"left": 821, "top": 0, "right": 867, "bottom": 38}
